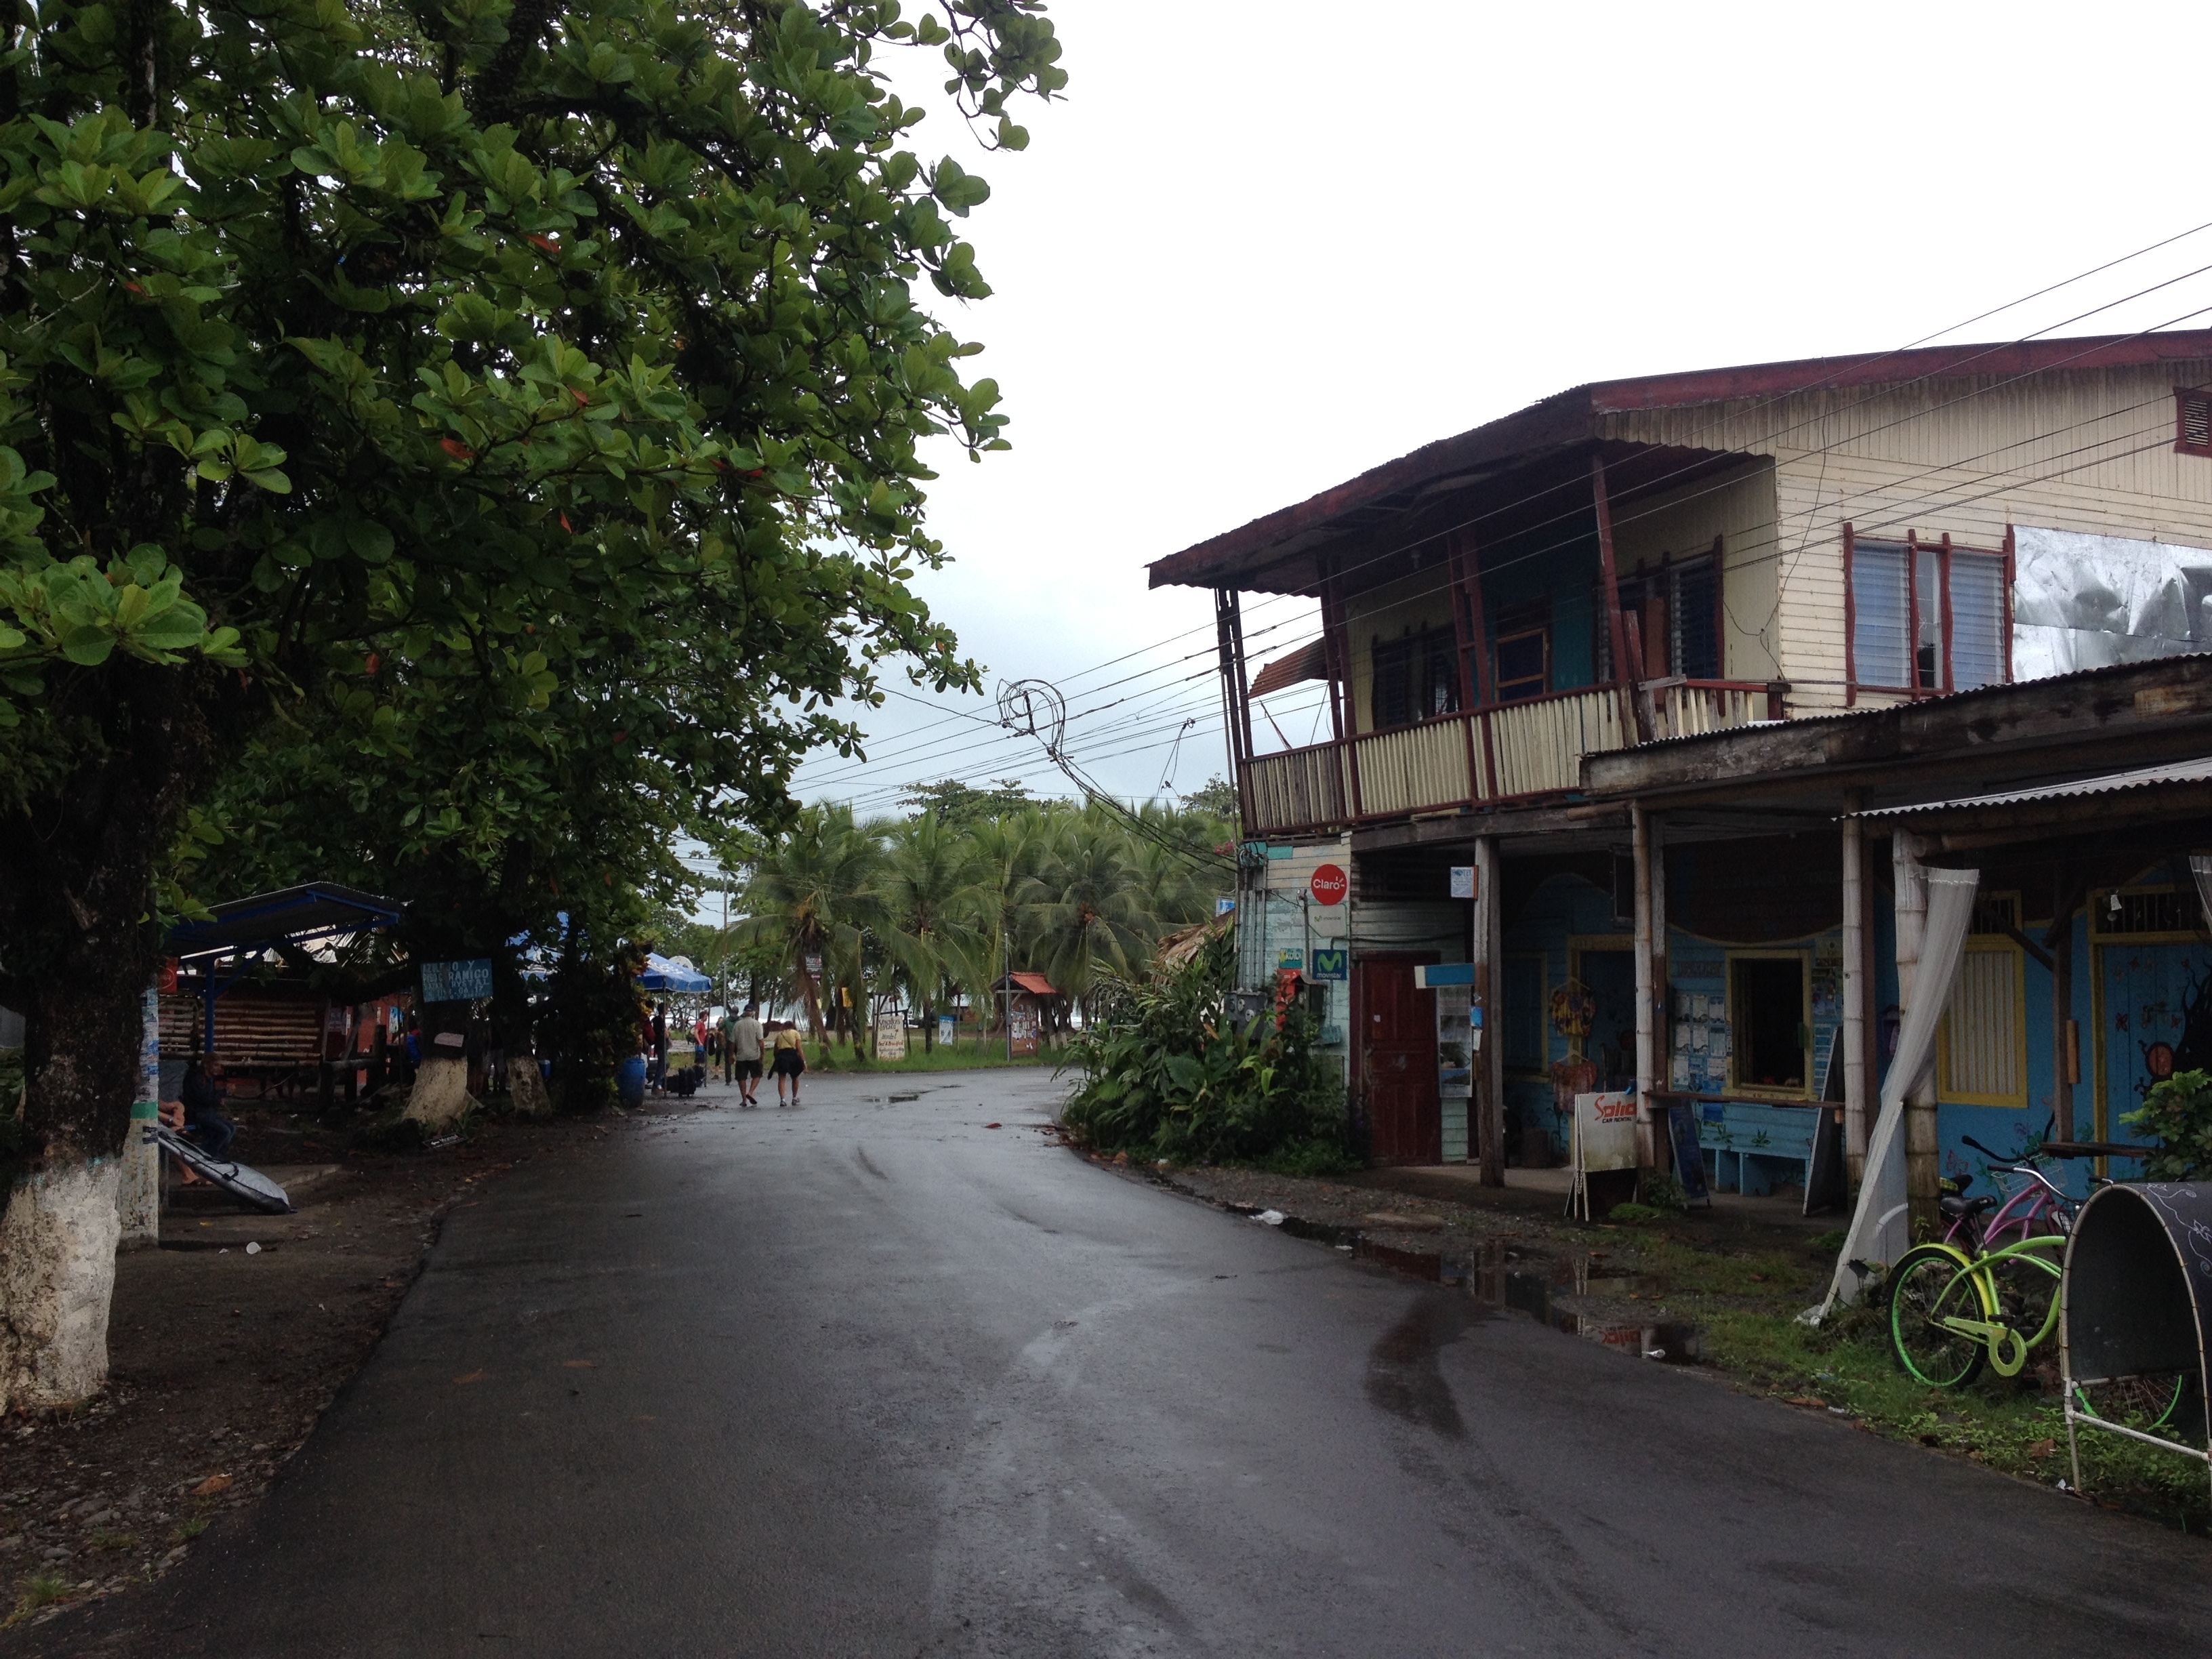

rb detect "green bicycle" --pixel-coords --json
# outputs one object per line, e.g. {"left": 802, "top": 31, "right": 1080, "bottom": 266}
{"left": 1887, "top": 1138, "right": 2188, "bottom": 1429}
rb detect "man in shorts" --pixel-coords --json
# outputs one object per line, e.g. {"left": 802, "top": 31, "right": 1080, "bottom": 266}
{"left": 728, "top": 1003, "right": 764, "bottom": 1107}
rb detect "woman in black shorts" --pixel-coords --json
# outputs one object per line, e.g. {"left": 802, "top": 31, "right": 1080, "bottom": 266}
{"left": 769, "top": 1021, "right": 806, "bottom": 1106}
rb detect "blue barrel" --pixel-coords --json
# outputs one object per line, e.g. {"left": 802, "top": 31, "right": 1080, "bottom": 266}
{"left": 617, "top": 1054, "right": 647, "bottom": 1107}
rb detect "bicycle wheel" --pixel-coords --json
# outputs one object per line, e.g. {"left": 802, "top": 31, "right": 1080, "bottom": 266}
{"left": 1889, "top": 1244, "right": 1990, "bottom": 1389}
{"left": 2073, "top": 1370, "right": 2190, "bottom": 1433}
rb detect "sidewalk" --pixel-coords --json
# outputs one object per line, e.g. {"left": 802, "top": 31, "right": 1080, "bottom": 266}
{"left": 1355, "top": 1162, "right": 1840, "bottom": 1234}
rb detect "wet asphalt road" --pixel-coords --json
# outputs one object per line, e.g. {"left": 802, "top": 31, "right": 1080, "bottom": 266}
{"left": 31, "top": 1067, "right": 2212, "bottom": 1658}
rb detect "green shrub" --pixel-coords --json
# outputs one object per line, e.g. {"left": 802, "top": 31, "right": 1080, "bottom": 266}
{"left": 1608, "top": 1201, "right": 1664, "bottom": 1224}
{"left": 1061, "top": 931, "right": 1348, "bottom": 1168}
{"left": 2121, "top": 1068, "right": 2212, "bottom": 1181}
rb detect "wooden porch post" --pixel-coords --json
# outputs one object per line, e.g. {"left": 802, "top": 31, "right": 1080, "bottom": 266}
{"left": 1475, "top": 836, "right": 1506, "bottom": 1187}
{"left": 1215, "top": 588, "right": 1256, "bottom": 833}
{"left": 2051, "top": 863, "right": 2076, "bottom": 1143}
{"left": 1319, "top": 562, "right": 1348, "bottom": 745}
{"left": 1841, "top": 794, "right": 1870, "bottom": 1186}
{"left": 1590, "top": 455, "right": 1648, "bottom": 743}
{"left": 1632, "top": 801, "right": 1657, "bottom": 1169}
{"left": 1893, "top": 830, "right": 1939, "bottom": 1231}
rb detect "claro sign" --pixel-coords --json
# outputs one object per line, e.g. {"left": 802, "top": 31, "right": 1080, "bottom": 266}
{"left": 1309, "top": 863, "right": 1347, "bottom": 905}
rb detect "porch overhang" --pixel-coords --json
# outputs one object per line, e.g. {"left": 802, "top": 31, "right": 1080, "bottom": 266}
{"left": 1579, "top": 655, "right": 2212, "bottom": 818}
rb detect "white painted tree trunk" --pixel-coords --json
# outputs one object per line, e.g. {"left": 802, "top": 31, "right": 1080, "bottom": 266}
{"left": 403, "top": 1057, "right": 474, "bottom": 1130}
{"left": 506, "top": 1052, "right": 552, "bottom": 1118}
{"left": 0, "top": 1158, "right": 122, "bottom": 1412}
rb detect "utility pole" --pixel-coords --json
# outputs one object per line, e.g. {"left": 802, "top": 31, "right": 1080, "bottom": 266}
{"left": 1004, "top": 927, "right": 1012, "bottom": 1063}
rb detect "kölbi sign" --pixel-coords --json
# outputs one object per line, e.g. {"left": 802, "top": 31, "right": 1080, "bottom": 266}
{"left": 1309, "top": 863, "right": 1347, "bottom": 906}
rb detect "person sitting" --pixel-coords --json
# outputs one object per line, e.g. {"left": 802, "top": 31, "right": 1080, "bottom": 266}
{"left": 180, "top": 1057, "right": 237, "bottom": 1160}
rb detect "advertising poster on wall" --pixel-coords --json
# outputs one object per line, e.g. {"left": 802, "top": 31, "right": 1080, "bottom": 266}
{"left": 1436, "top": 986, "right": 1472, "bottom": 1100}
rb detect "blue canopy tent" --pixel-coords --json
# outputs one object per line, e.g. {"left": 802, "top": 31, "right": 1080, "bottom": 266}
{"left": 637, "top": 953, "right": 712, "bottom": 994}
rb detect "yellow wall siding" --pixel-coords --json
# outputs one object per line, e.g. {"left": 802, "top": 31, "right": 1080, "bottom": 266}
{"left": 1609, "top": 460, "right": 1782, "bottom": 683}
{"left": 1344, "top": 569, "right": 1456, "bottom": 734}
{"left": 1599, "top": 363, "right": 2212, "bottom": 713}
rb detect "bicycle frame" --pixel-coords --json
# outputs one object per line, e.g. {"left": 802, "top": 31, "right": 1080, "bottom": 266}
{"left": 1932, "top": 1161, "right": 2074, "bottom": 1376}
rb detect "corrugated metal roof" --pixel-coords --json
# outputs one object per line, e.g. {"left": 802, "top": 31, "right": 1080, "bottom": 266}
{"left": 1851, "top": 755, "right": 2212, "bottom": 819}
{"left": 1248, "top": 639, "right": 1327, "bottom": 699}
{"left": 1147, "top": 329, "right": 2212, "bottom": 591}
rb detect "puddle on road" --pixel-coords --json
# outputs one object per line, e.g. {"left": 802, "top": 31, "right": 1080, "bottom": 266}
{"left": 1255, "top": 1209, "right": 1702, "bottom": 1365}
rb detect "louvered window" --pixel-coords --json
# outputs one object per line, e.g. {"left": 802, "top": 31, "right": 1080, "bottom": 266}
{"left": 2179, "top": 388, "right": 2212, "bottom": 457}
{"left": 1940, "top": 942, "right": 2027, "bottom": 1107}
{"left": 1849, "top": 529, "right": 2010, "bottom": 692}
{"left": 1851, "top": 539, "right": 1913, "bottom": 687}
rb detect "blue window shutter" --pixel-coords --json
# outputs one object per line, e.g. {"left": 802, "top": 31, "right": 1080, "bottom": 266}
{"left": 1851, "top": 541, "right": 1912, "bottom": 687}
{"left": 1948, "top": 552, "right": 2007, "bottom": 689}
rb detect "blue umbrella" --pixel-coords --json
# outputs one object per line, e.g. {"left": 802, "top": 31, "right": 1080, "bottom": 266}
{"left": 637, "top": 953, "right": 712, "bottom": 994}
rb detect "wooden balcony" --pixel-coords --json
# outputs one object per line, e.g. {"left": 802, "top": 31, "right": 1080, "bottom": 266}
{"left": 1241, "top": 681, "right": 1773, "bottom": 836}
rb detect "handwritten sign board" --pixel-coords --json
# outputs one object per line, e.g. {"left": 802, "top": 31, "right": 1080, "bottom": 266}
{"left": 420, "top": 958, "right": 493, "bottom": 1003}
{"left": 874, "top": 1011, "right": 907, "bottom": 1061}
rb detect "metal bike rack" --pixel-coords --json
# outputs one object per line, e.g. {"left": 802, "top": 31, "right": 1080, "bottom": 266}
{"left": 2060, "top": 1182, "right": 2212, "bottom": 1500}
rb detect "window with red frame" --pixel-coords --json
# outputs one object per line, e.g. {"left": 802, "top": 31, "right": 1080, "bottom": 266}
{"left": 1847, "top": 528, "right": 2009, "bottom": 693}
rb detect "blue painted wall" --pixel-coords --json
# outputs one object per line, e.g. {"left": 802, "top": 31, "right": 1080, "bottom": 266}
{"left": 1477, "top": 526, "right": 1602, "bottom": 695}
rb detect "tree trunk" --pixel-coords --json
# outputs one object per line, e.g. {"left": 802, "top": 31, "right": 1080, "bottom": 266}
{"left": 507, "top": 1053, "right": 553, "bottom": 1117}
{"left": 491, "top": 957, "right": 550, "bottom": 1118}
{"left": 0, "top": 661, "right": 215, "bottom": 1409}
{"left": 403, "top": 998, "right": 476, "bottom": 1130}
{"left": 0, "top": 918, "right": 159, "bottom": 1411}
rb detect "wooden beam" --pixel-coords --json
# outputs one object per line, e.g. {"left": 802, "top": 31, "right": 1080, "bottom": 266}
{"left": 1591, "top": 455, "right": 1643, "bottom": 743}
{"left": 1475, "top": 836, "right": 1506, "bottom": 1188}
{"left": 1582, "top": 655, "right": 2212, "bottom": 800}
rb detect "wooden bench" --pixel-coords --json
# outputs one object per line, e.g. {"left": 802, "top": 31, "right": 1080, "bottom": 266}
{"left": 1696, "top": 1101, "right": 1820, "bottom": 1197}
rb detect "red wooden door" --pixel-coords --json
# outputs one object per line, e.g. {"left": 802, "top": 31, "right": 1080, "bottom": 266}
{"left": 1355, "top": 954, "right": 1441, "bottom": 1165}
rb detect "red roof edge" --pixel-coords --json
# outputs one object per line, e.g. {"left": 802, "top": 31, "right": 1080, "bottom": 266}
{"left": 1147, "top": 329, "right": 2212, "bottom": 592}
{"left": 1007, "top": 971, "right": 1059, "bottom": 997}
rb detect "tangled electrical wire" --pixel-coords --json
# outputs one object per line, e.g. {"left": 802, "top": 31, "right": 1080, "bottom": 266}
{"left": 996, "top": 678, "right": 1236, "bottom": 870}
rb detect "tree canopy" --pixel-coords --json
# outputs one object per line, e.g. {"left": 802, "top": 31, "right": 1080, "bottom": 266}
{"left": 0, "top": 0, "right": 1063, "bottom": 1407}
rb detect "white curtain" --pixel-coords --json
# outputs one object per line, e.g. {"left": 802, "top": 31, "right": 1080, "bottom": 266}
{"left": 2191, "top": 855, "right": 2212, "bottom": 935}
{"left": 1809, "top": 865, "right": 1981, "bottom": 1319}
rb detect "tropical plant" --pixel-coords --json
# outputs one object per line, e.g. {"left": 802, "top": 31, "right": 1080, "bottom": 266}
{"left": 2121, "top": 1069, "right": 2212, "bottom": 1181}
{"left": 1061, "top": 930, "right": 1348, "bottom": 1168}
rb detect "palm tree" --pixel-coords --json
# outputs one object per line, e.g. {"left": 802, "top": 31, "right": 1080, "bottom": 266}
{"left": 875, "top": 812, "right": 991, "bottom": 1051}
{"left": 734, "top": 804, "right": 886, "bottom": 1054}
{"left": 968, "top": 808, "right": 1050, "bottom": 1046}
{"left": 1021, "top": 807, "right": 1158, "bottom": 1033}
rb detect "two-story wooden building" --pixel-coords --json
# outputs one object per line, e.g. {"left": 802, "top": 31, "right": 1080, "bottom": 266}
{"left": 1151, "top": 331, "right": 2212, "bottom": 1209}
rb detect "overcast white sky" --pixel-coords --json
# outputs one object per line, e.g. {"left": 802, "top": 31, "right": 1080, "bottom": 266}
{"left": 781, "top": 0, "right": 2212, "bottom": 819}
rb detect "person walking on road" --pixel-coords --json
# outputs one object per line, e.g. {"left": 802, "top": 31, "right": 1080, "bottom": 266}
{"left": 729, "top": 1004, "right": 764, "bottom": 1107}
{"left": 650, "top": 1001, "right": 669, "bottom": 1096}
{"left": 769, "top": 1019, "right": 806, "bottom": 1107}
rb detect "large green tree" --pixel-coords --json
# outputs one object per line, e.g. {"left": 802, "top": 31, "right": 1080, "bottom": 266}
{"left": 0, "top": 0, "right": 1060, "bottom": 1408}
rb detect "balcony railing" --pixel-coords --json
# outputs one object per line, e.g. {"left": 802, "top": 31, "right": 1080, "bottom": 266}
{"left": 1242, "top": 680, "right": 1771, "bottom": 836}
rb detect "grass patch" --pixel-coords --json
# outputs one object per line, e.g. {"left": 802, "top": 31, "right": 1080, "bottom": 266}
{"left": 5, "top": 1574, "right": 71, "bottom": 1624}
{"left": 87, "top": 1530, "right": 136, "bottom": 1553}
{"left": 169, "top": 1517, "right": 207, "bottom": 1544}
